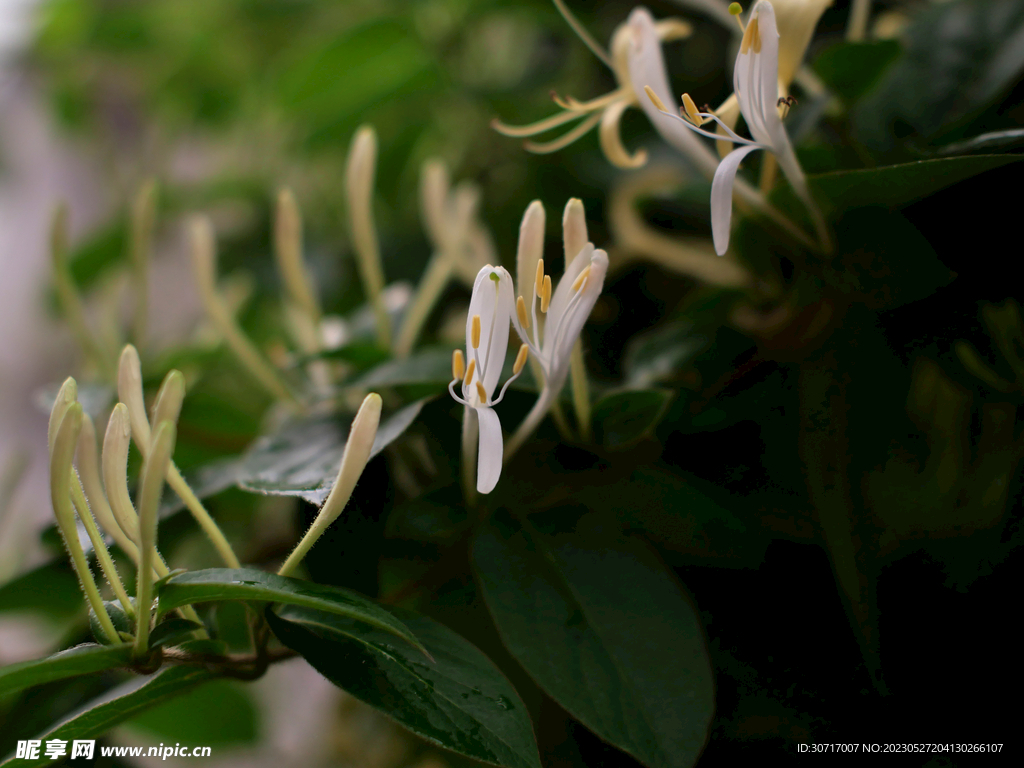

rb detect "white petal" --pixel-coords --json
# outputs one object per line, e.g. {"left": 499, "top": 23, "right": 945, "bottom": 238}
{"left": 626, "top": 7, "right": 719, "bottom": 180}
{"left": 515, "top": 200, "right": 545, "bottom": 311}
{"left": 466, "top": 265, "right": 511, "bottom": 399}
{"left": 711, "top": 144, "right": 763, "bottom": 255}
{"left": 549, "top": 249, "right": 608, "bottom": 390}
{"left": 475, "top": 405, "right": 504, "bottom": 494}
{"left": 546, "top": 242, "right": 594, "bottom": 332}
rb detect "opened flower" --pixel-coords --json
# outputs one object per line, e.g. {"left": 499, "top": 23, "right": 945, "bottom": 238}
{"left": 449, "top": 266, "right": 529, "bottom": 494}
{"left": 505, "top": 199, "right": 608, "bottom": 458}
{"left": 645, "top": 0, "right": 827, "bottom": 255}
{"left": 492, "top": 1, "right": 692, "bottom": 168}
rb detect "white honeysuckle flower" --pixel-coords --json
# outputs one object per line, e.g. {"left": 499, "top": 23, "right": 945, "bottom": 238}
{"left": 449, "top": 266, "right": 529, "bottom": 494}
{"left": 645, "top": 0, "right": 827, "bottom": 255}
{"left": 503, "top": 199, "right": 609, "bottom": 459}
{"left": 492, "top": 2, "right": 693, "bottom": 168}
{"left": 626, "top": 6, "right": 722, "bottom": 180}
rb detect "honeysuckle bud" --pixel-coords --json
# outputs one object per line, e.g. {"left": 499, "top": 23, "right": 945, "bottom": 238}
{"left": 645, "top": 1, "right": 827, "bottom": 255}
{"left": 78, "top": 412, "right": 139, "bottom": 561}
{"left": 275, "top": 188, "right": 321, "bottom": 326}
{"left": 103, "top": 403, "right": 141, "bottom": 543}
{"left": 50, "top": 401, "right": 120, "bottom": 644}
{"left": 134, "top": 419, "right": 176, "bottom": 654}
{"left": 117, "top": 345, "right": 152, "bottom": 453}
{"left": 115, "top": 343, "right": 241, "bottom": 568}
{"left": 278, "top": 393, "right": 383, "bottom": 577}
{"left": 151, "top": 369, "right": 185, "bottom": 431}
{"left": 345, "top": 126, "right": 392, "bottom": 348}
{"left": 47, "top": 377, "right": 78, "bottom": 456}
{"left": 448, "top": 267, "right": 525, "bottom": 494}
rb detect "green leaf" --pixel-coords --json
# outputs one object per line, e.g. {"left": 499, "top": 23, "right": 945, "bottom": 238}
{"left": 123, "top": 679, "right": 258, "bottom": 747}
{"left": 0, "top": 666, "right": 217, "bottom": 767}
{"left": 0, "top": 558, "right": 84, "bottom": 621}
{"left": 623, "top": 320, "right": 708, "bottom": 389}
{"left": 353, "top": 348, "right": 454, "bottom": 389}
{"left": 156, "top": 567, "right": 426, "bottom": 656}
{"left": 0, "top": 644, "right": 132, "bottom": 700}
{"left": 591, "top": 389, "right": 673, "bottom": 449}
{"left": 236, "top": 398, "right": 428, "bottom": 503}
{"left": 937, "top": 127, "right": 1024, "bottom": 155}
{"left": 819, "top": 207, "right": 955, "bottom": 310}
{"left": 266, "top": 604, "right": 541, "bottom": 768}
{"left": 813, "top": 40, "right": 901, "bottom": 103}
{"left": 854, "top": 0, "right": 1024, "bottom": 153}
{"left": 808, "top": 154, "right": 1024, "bottom": 214}
{"left": 472, "top": 514, "right": 714, "bottom": 768}
{"left": 147, "top": 618, "right": 206, "bottom": 650}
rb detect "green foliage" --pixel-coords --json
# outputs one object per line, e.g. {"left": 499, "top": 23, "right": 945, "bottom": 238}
{"left": 473, "top": 511, "right": 714, "bottom": 768}
{"left": 0, "top": 645, "right": 132, "bottom": 700}
{"left": 0, "top": 667, "right": 217, "bottom": 767}
{"left": 157, "top": 568, "right": 426, "bottom": 654}
{"left": 266, "top": 604, "right": 542, "bottom": 768}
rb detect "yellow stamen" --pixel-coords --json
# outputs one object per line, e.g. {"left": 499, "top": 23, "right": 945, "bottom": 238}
{"left": 464, "top": 358, "right": 476, "bottom": 387}
{"left": 476, "top": 381, "right": 488, "bottom": 403}
{"left": 517, "top": 296, "right": 530, "bottom": 329}
{"left": 535, "top": 259, "right": 545, "bottom": 295}
{"left": 681, "top": 93, "right": 704, "bottom": 126}
{"left": 471, "top": 315, "right": 481, "bottom": 349}
{"left": 541, "top": 275, "right": 552, "bottom": 313}
{"left": 514, "top": 344, "right": 529, "bottom": 375}
{"left": 741, "top": 16, "right": 758, "bottom": 54}
{"left": 643, "top": 85, "right": 668, "bottom": 113}
{"left": 571, "top": 265, "right": 592, "bottom": 293}
{"left": 452, "top": 349, "right": 465, "bottom": 380}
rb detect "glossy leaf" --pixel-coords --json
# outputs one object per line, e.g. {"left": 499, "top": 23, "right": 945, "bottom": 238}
{"left": 854, "top": 0, "right": 1024, "bottom": 153}
{"left": 473, "top": 514, "right": 714, "bottom": 768}
{"left": 0, "top": 644, "right": 132, "bottom": 699}
{"left": 0, "top": 666, "right": 217, "bottom": 767}
{"left": 592, "top": 389, "right": 673, "bottom": 449}
{"left": 353, "top": 348, "right": 454, "bottom": 389}
{"left": 235, "top": 398, "right": 427, "bottom": 503}
{"left": 808, "top": 154, "right": 1024, "bottom": 214}
{"left": 156, "top": 567, "right": 425, "bottom": 655}
{"left": 124, "top": 679, "right": 258, "bottom": 747}
{"left": 266, "top": 604, "right": 541, "bottom": 768}
{"left": 623, "top": 320, "right": 708, "bottom": 389}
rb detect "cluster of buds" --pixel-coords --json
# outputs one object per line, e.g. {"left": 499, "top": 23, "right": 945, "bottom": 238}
{"left": 45, "top": 341, "right": 385, "bottom": 653}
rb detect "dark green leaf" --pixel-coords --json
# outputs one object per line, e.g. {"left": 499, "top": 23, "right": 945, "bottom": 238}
{"left": 623, "top": 320, "right": 708, "bottom": 388}
{"left": 592, "top": 389, "right": 673, "bottom": 449}
{"left": 88, "top": 601, "right": 134, "bottom": 645}
{"left": 820, "top": 207, "right": 955, "bottom": 309}
{"left": 156, "top": 567, "right": 426, "bottom": 656}
{"left": 854, "top": 0, "right": 1024, "bottom": 153}
{"left": 0, "top": 666, "right": 217, "bottom": 767}
{"left": 813, "top": 40, "right": 901, "bottom": 103}
{"left": 473, "top": 514, "right": 714, "bottom": 768}
{"left": 809, "top": 154, "right": 1024, "bottom": 214}
{"left": 266, "top": 604, "right": 540, "bottom": 768}
{"left": 236, "top": 399, "right": 428, "bottom": 503}
{"left": 147, "top": 618, "right": 206, "bottom": 650}
{"left": 0, "top": 644, "right": 132, "bottom": 699}
{"left": 938, "top": 127, "right": 1024, "bottom": 155}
